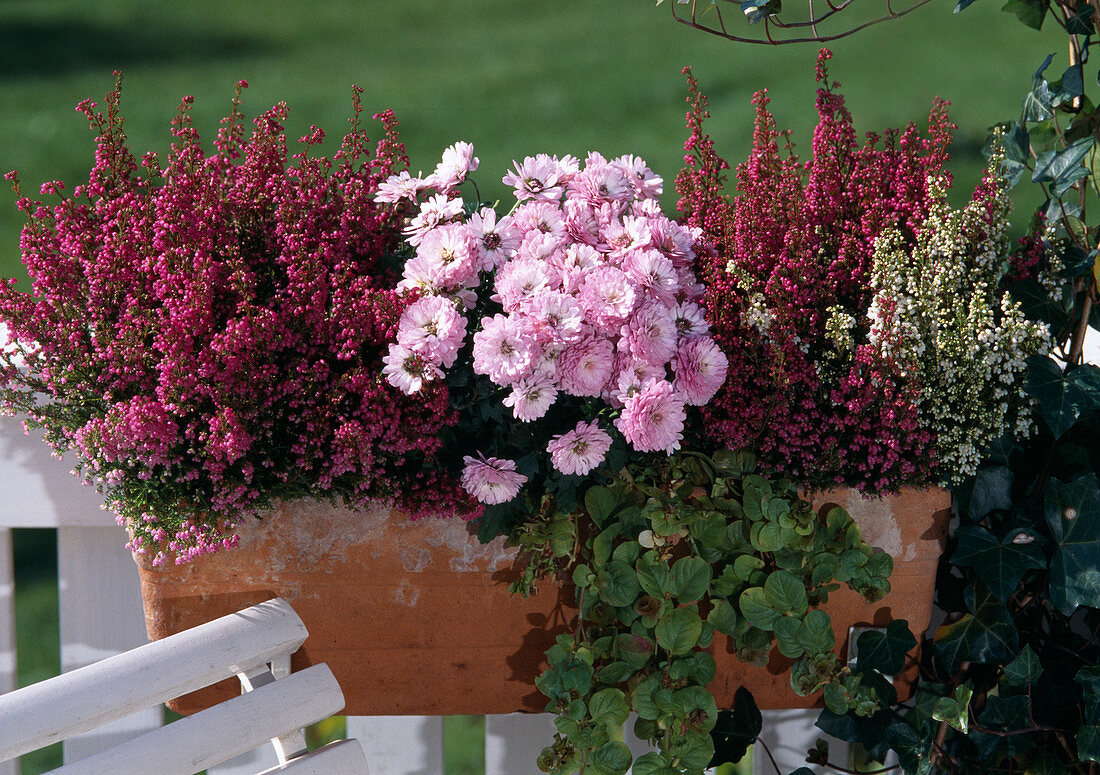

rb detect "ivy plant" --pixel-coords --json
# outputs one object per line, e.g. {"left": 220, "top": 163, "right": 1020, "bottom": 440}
{"left": 509, "top": 450, "right": 893, "bottom": 775}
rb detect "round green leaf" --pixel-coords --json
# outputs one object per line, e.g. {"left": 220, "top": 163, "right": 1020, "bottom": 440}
{"left": 655, "top": 607, "right": 703, "bottom": 655}
{"left": 739, "top": 587, "right": 781, "bottom": 630}
{"left": 672, "top": 556, "right": 712, "bottom": 602}
{"left": 590, "top": 688, "right": 631, "bottom": 726}
{"left": 764, "top": 570, "right": 808, "bottom": 615}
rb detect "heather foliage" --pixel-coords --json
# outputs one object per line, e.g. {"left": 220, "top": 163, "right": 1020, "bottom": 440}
{"left": 0, "top": 77, "right": 469, "bottom": 564}
{"left": 683, "top": 51, "right": 1041, "bottom": 490}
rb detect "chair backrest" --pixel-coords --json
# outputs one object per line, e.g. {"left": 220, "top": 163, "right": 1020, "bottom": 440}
{"left": 0, "top": 597, "right": 369, "bottom": 775}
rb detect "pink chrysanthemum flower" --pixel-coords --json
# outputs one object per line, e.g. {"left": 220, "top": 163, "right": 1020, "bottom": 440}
{"left": 428, "top": 141, "right": 479, "bottom": 191}
{"left": 672, "top": 301, "right": 710, "bottom": 339}
{"left": 620, "top": 302, "right": 678, "bottom": 367}
{"left": 467, "top": 207, "right": 519, "bottom": 271}
{"left": 493, "top": 257, "right": 553, "bottom": 313}
{"left": 528, "top": 291, "right": 585, "bottom": 344}
{"left": 382, "top": 343, "right": 444, "bottom": 394}
{"left": 472, "top": 313, "right": 539, "bottom": 385}
{"left": 615, "top": 378, "right": 686, "bottom": 454}
{"left": 609, "top": 354, "right": 666, "bottom": 407}
{"left": 460, "top": 454, "right": 526, "bottom": 505}
{"left": 622, "top": 249, "right": 680, "bottom": 306}
{"left": 568, "top": 157, "right": 633, "bottom": 205}
{"left": 547, "top": 420, "right": 613, "bottom": 476}
{"left": 614, "top": 154, "right": 663, "bottom": 199}
{"left": 557, "top": 336, "right": 615, "bottom": 397}
{"left": 403, "top": 193, "right": 464, "bottom": 246}
{"left": 375, "top": 170, "right": 427, "bottom": 204}
{"left": 502, "top": 375, "right": 558, "bottom": 421}
{"left": 502, "top": 154, "right": 579, "bottom": 202}
{"left": 396, "top": 295, "right": 467, "bottom": 369}
{"left": 551, "top": 243, "right": 600, "bottom": 294}
{"left": 563, "top": 198, "right": 602, "bottom": 247}
{"left": 415, "top": 223, "right": 478, "bottom": 290}
{"left": 579, "top": 266, "right": 636, "bottom": 331}
{"left": 672, "top": 337, "right": 729, "bottom": 406}
{"left": 602, "top": 215, "right": 651, "bottom": 258}
{"left": 513, "top": 200, "right": 567, "bottom": 240}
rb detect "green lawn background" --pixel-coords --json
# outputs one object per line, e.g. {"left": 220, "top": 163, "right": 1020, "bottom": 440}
{"left": 2, "top": 1, "right": 1059, "bottom": 772}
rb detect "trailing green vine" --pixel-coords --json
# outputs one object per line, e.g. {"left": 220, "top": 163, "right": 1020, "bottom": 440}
{"left": 510, "top": 450, "right": 894, "bottom": 775}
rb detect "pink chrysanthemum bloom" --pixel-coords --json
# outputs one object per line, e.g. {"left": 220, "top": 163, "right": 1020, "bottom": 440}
{"left": 528, "top": 291, "right": 586, "bottom": 344}
{"left": 493, "top": 257, "right": 553, "bottom": 313}
{"left": 375, "top": 170, "right": 427, "bottom": 204}
{"left": 615, "top": 378, "right": 686, "bottom": 454}
{"left": 502, "top": 375, "right": 558, "bottom": 422}
{"left": 602, "top": 215, "right": 651, "bottom": 258}
{"left": 467, "top": 207, "right": 519, "bottom": 271}
{"left": 428, "top": 141, "right": 479, "bottom": 191}
{"left": 672, "top": 337, "right": 729, "bottom": 406}
{"left": 646, "top": 217, "right": 697, "bottom": 268}
{"left": 415, "top": 223, "right": 478, "bottom": 290}
{"left": 513, "top": 200, "right": 567, "bottom": 240}
{"left": 563, "top": 198, "right": 602, "bottom": 247}
{"left": 403, "top": 193, "right": 464, "bottom": 246}
{"left": 382, "top": 343, "right": 444, "bottom": 394}
{"left": 552, "top": 243, "right": 601, "bottom": 294}
{"left": 622, "top": 249, "right": 680, "bottom": 306}
{"left": 396, "top": 295, "right": 468, "bottom": 369}
{"left": 620, "top": 301, "right": 678, "bottom": 367}
{"left": 460, "top": 454, "right": 526, "bottom": 505}
{"left": 472, "top": 313, "right": 539, "bottom": 385}
{"left": 568, "top": 156, "right": 633, "bottom": 205}
{"left": 557, "top": 336, "right": 615, "bottom": 397}
{"left": 609, "top": 354, "right": 666, "bottom": 407}
{"left": 547, "top": 420, "right": 613, "bottom": 476}
{"left": 672, "top": 301, "right": 710, "bottom": 339}
{"left": 502, "top": 154, "right": 579, "bottom": 202}
{"left": 614, "top": 154, "right": 663, "bottom": 200}
{"left": 579, "top": 266, "right": 636, "bottom": 331}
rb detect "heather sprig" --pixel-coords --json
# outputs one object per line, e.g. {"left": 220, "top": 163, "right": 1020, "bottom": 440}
{"left": 0, "top": 76, "right": 473, "bottom": 564}
{"left": 683, "top": 50, "right": 1036, "bottom": 490}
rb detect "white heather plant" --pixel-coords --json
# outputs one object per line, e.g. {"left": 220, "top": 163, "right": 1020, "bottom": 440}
{"left": 867, "top": 154, "right": 1047, "bottom": 484}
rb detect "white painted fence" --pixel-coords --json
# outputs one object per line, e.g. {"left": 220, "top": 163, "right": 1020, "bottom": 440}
{"left": 0, "top": 416, "right": 841, "bottom": 775}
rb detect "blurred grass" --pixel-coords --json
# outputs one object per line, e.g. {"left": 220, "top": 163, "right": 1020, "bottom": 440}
{"left": 1, "top": 2, "right": 1065, "bottom": 773}
{"left": 0, "top": 0, "right": 1058, "bottom": 285}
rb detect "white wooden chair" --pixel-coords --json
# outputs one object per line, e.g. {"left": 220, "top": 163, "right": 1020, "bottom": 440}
{"left": 0, "top": 597, "right": 369, "bottom": 775}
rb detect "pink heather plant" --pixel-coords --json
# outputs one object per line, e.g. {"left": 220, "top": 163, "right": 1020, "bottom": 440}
{"left": 379, "top": 145, "right": 726, "bottom": 519}
{"left": 677, "top": 51, "right": 1023, "bottom": 491}
{"left": 0, "top": 76, "right": 475, "bottom": 564}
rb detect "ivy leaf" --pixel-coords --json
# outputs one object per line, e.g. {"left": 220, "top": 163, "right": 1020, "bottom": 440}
{"left": 932, "top": 685, "right": 973, "bottom": 733}
{"left": 1002, "top": 0, "right": 1048, "bottom": 30}
{"left": 708, "top": 688, "right": 761, "bottom": 768}
{"left": 972, "top": 694, "right": 1035, "bottom": 759}
{"left": 741, "top": 0, "right": 781, "bottom": 23}
{"left": 476, "top": 501, "right": 521, "bottom": 543}
{"left": 1075, "top": 665, "right": 1100, "bottom": 722}
{"left": 955, "top": 0, "right": 984, "bottom": 10}
{"left": 1023, "top": 57, "right": 1055, "bottom": 121}
{"left": 1032, "top": 138, "right": 1094, "bottom": 192}
{"left": 1024, "top": 355, "right": 1098, "bottom": 439}
{"left": 935, "top": 586, "right": 1020, "bottom": 672}
{"left": 1078, "top": 727, "right": 1100, "bottom": 762}
{"left": 585, "top": 486, "right": 617, "bottom": 527}
{"left": 1061, "top": 64, "right": 1086, "bottom": 101}
{"left": 655, "top": 607, "right": 703, "bottom": 655}
{"left": 885, "top": 722, "right": 927, "bottom": 775}
{"left": 1068, "top": 3, "right": 1096, "bottom": 34}
{"left": 951, "top": 524, "right": 1046, "bottom": 601}
{"left": 967, "top": 465, "right": 1014, "bottom": 520}
{"left": 1002, "top": 644, "right": 1044, "bottom": 689}
{"left": 1045, "top": 474, "right": 1100, "bottom": 615}
{"left": 856, "top": 620, "right": 917, "bottom": 676}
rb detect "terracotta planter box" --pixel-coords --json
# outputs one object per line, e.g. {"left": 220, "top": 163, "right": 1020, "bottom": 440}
{"left": 136, "top": 488, "right": 950, "bottom": 715}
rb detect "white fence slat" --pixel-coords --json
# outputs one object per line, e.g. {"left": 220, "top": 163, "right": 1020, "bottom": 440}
{"left": 345, "top": 716, "right": 442, "bottom": 775}
{"left": 206, "top": 745, "right": 282, "bottom": 775}
{"left": 255, "top": 740, "right": 368, "bottom": 775}
{"left": 1, "top": 598, "right": 307, "bottom": 761}
{"left": 485, "top": 713, "right": 556, "bottom": 775}
{"left": 0, "top": 528, "right": 16, "bottom": 775}
{"left": 50, "top": 664, "right": 344, "bottom": 775}
{"left": 57, "top": 526, "right": 161, "bottom": 764}
{"left": 753, "top": 709, "right": 844, "bottom": 775}
{"left": 0, "top": 422, "right": 110, "bottom": 529}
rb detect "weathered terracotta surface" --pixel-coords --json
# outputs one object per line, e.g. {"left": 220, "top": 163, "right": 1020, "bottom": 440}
{"left": 136, "top": 488, "right": 950, "bottom": 715}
